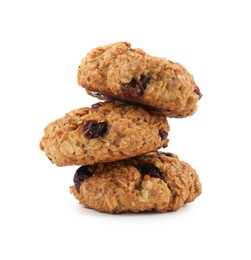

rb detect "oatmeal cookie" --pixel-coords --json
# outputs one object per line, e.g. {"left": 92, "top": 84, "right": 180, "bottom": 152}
{"left": 40, "top": 101, "right": 169, "bottom": 166}
{"left": 70, "top": 152, "right": 201, "bottom": 213}
{"left": 78, "top": 42, "right": 202, "bottom": 117}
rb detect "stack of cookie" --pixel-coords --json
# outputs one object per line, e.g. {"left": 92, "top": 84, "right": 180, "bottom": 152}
{"left": 40, "top": 42, "right": 202, "bottom": 213}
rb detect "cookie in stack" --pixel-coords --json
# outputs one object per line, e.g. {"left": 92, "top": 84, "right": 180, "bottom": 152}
{"left": 40, "top": 42, "right": 202, "bottom": 213}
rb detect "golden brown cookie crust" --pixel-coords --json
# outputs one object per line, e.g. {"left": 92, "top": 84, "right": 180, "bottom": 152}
{"left": 78, "top": 42, "right": 202, "bottom": 117}
{"left": 70, "top": 152, "right": 201, "bottom": 213}
{"left": 40, "top": 102, "right": 169, "bottom": 166}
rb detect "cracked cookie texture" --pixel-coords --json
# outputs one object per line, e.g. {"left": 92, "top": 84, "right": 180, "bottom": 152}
{"left": 40, "top": 101, "right": 169, "bottom": 166}
{"left": 70, "top": 152, "right": 201, "bottom": 213}
{"left": 78, "top": 42, "right": 202, "bottom": 117}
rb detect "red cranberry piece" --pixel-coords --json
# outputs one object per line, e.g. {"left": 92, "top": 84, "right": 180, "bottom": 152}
{"left": 83, "top": 121, "right": 108, "bottom": 139}
{"left": 194, "top": 85, "right": 202, "bottom": 99}
{"left": 159, "top": 129, "right": 168, "bottom": 140}
{"left": 91, "top": 102, "right": 104, "bottom": 110}
{"left": 73, "top": 166, "right": 93, "bottom": 192}
{"left": 121, "top": 76, "right": 149, "bottom": 98}
{"left": 140, "top": 164, "right": 165, "bottom": 180}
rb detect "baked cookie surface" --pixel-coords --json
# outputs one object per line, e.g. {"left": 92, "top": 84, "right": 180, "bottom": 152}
{"left": 78, "top": 42, "right": 202, "bottom": 117}
{"left": 70, "top": 152, "right": 201, "bottom": 213}
{"left": 40, "top": 102, "right": 169, "bottom": 166}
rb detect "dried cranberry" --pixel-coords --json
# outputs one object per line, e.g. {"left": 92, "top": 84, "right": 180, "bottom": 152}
{"left": 83, "top": 121, "right": 108, "bottom": 139}
{"left": 194, "top": 85, "right": 202, "bottom": 99}
{"left": 159, "top": 129, "right": 168, "bottom": 140}
{"left": 140, "top": 164, "right": 165, "bottom": 180}
{"left": 91, "top": 102, "right": 104, "bottom": 110}
{"left": 121, "top": 76, "right": 149, "bottom": 98}
{"left": 73, "top": 166, "right": 93, "bottom": 192}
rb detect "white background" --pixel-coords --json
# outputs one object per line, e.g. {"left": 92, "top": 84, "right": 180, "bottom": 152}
{"left": 1, "top": 0, "right": 250, "bottom": 259}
